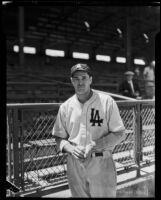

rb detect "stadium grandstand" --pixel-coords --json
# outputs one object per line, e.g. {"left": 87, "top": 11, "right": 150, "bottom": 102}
{"left": 4, "top": 2, "right": 158, "bottom": 197}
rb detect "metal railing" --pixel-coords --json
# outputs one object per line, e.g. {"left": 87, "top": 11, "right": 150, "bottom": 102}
{"left": 6, "top": 100, "right": 155, "bottom": 196}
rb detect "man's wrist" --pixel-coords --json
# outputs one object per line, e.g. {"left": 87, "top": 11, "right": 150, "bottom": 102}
{"left": 63, "top": 142, "right": 74, "bottom": 154}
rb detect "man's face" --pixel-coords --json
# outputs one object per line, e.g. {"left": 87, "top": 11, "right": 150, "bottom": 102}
{"left": 71, "top": 71, "right": 92, "bottom": 95}
{"left": 150, "top": 61, "right": 155, "bottom": 68}
{"left": 126, "top": 75, "right": 133, "bottom": 81}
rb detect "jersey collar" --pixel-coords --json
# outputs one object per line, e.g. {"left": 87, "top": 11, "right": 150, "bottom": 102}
{"left": 74, "top": 89, "right": 97, "bottom": 106}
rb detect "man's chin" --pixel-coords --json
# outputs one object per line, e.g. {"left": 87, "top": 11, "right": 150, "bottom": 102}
{"left": 76, "top": 89, "right": 85, "bottom": 95}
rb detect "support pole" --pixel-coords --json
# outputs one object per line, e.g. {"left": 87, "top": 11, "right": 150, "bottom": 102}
{"left": 125, "top": 10, "right": 132, "bottom": 71}
{"left": 91, "top": 47, "right": 96, "bottom": 61}
{"left": 12, "top": 108, "right": 20, "bottom": 188}
{"left": 135, "top": 103, "right": 142, "bottom": 177}
{"left": 18, "top": 6, "right": 24, "bottom": 68}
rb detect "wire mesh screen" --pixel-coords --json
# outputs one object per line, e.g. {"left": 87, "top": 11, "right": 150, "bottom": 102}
{"left": 21, "top": 107, "right": 68, "bottom": 191}
{"left": 6, "top": 101, "right": 155, "bottom": 194}
{"left": 141, "top": 104, "right": 155, "bottom": 163}
{"left": 6, "top": 110, "right": 14, "bottom": 196}
{"left": 112, "top": 105, "right": 136, "bottom": 169}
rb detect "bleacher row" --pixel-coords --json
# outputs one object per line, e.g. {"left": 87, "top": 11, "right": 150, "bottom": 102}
{"left": 7, "top": 53, "right": 146, "bottom": 103}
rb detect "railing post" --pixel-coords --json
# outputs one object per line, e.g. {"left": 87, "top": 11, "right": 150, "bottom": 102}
{"left": 12, "top": 108, "right": 20, "bottom": 188}
{"left": 135, "top": 102, "right": 142, "bottom": 177}
{"left": 19, "top": 109, "right": 24, "bottom": 191}
{"left": 7, "top": 110, "right": 12, "bottom": 196}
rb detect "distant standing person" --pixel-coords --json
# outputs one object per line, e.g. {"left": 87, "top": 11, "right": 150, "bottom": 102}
{"left": 143, "top": 61, "right": 155, "bottom": 99}
{"left": 134, "top": 67, "right": 143, "bottom": 93}
{"left": 134, "top": 67, "right": 142, "bottom": 81}
{"left": 118, "top": 71, "right": 142, "bottom": 99}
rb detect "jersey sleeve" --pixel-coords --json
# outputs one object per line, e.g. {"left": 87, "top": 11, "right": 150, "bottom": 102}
{"left": 52, "top": 105, "right": 69, "bottom": 152}
{"left": 52, "top": 105, "right": 68, "bottom": 138}
{"left": 108, "top": 99, "right": 125, "bottom": 132}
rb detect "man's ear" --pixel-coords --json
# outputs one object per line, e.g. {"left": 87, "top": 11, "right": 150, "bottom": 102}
{"left": 70, "top": 77, "right": 73, "bottom": 85}
{"left": 90, "top": 76, "right": 93, "bottom": 84}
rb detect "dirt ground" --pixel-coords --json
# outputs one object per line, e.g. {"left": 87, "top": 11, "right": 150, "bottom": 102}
{"left": 117, "top": 176, "right": 155, "bottom": 197}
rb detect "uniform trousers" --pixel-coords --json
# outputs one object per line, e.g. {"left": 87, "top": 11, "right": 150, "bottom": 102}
{"left": 66, "top": 150, "right": 117, "bottom": 197}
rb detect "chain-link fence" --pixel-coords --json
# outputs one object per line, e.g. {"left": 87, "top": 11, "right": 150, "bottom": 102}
{"left": 6, "top": 100, "right": 155, "bottom": 196}
{"left": 112, "top": 103, "right": 137, "bottom": 170}
{"left": 141, "top": 103, "right": 155, "bottom": 163}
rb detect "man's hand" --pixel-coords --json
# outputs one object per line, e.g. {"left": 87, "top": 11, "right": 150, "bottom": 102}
{"left": 63, "top": 143, "right": 85, "bottom": 160}
{"left": 134, "top": 91, "right": 139, "bottom": 97}
{"left": 63, "top": 142, "right": 96, "bottom": 160}
{"left": 71, "top": 145, "right": 86, "bottom": 160}
{"left": 84, "top": 142, "right": 96, "bottom": 158}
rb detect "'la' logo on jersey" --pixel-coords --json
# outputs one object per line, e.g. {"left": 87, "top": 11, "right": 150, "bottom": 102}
{"left": 90, "top": 108, "right": 103, "bottom": 126}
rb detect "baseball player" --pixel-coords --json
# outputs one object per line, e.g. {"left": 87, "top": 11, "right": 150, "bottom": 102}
{"left": 52, "top": 63, "right": 126, "bottom": 197}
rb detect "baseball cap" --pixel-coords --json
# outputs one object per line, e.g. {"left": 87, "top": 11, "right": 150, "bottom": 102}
{"left": 71, "top": 63, "right": 91, "bottom": 77}
{"left": 124, "top": 71, "right": 134, "bottom": 76}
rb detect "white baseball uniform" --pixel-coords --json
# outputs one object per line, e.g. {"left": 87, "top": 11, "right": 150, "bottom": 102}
{"left": 52, "top": 89, "right": 125, "bottom": 197}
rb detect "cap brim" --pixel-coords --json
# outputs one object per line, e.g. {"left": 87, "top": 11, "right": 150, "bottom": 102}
{"left": 71, "top": 69, "right": 89, "bottom": 76}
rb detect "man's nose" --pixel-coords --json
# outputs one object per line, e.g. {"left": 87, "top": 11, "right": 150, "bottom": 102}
{"left": 78, "top": 79, "right": 83, "bottom": 85}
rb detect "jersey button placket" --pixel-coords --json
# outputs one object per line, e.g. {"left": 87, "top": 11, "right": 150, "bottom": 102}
{"left": 79, "top": 105, "right": 87, "bottom": 147}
